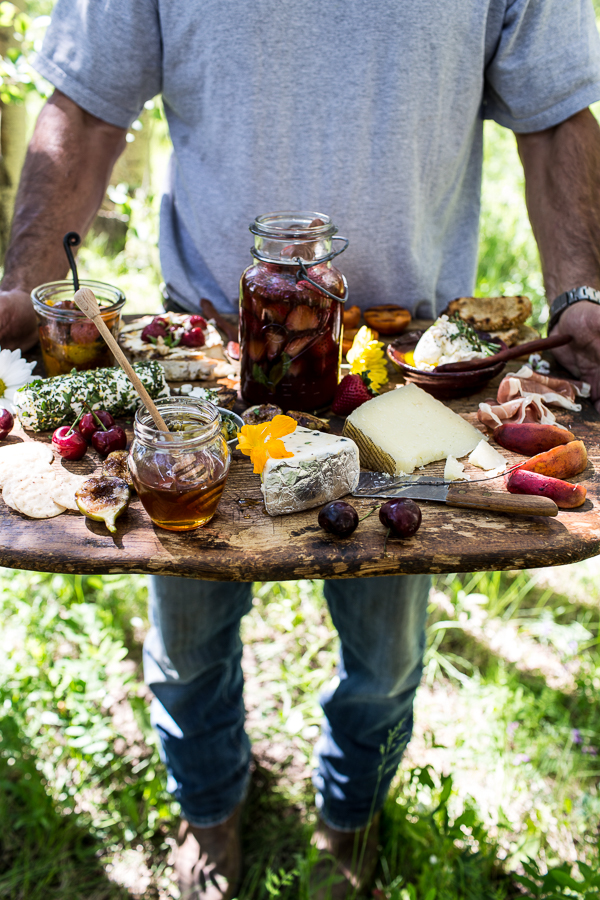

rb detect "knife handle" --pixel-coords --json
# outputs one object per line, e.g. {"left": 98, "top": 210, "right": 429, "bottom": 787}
{"left": 446, "top": 485, "right": 558, "bottom": 517}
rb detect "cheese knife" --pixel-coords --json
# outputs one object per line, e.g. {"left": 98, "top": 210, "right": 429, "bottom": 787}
{"left": 353, "top": 473, "right": 558, "bottom": 517}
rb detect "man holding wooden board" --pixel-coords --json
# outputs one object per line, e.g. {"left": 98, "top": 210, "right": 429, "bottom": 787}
{"left": 1, "top": 2, "right": 600, "bottom": 898}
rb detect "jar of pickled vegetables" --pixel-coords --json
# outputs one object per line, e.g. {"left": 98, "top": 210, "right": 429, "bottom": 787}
{"left": 129, "top": 399, "right": 230, "bottom": 532}
{"left": 31, "top": 279, "right": 125, "bottom": 377}
{"left": 240, "top": 211, "right": 348, "bottom": 411}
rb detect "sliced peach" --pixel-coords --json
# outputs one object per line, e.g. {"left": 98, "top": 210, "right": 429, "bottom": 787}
{"left": 363, "top": 304, "right": 411, "bottom": 335}
{"left": 506, "top": 468, "right": 586, "bottom": 509}
{"left": 343, "top": 305, "right": 361, "bottom": 329}
{"left": 493, "top": 423, "right": 574, "bottom": 455}
{"left": 519, "top": 440, "right": 587, "bottom": 480}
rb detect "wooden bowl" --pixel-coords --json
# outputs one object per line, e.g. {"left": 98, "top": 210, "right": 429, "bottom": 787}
{"left": 364, "top": 304, "right": 411, "bottom": 335}
{"left": 386, "top": 331, "right": 507, "bottom": 399}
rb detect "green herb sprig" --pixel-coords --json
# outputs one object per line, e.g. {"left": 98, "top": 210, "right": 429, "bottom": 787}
{"left": 447, "top": 315, "right": 499, "bottom": 356}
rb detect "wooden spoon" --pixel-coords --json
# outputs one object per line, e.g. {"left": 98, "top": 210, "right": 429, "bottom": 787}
{"left": 74, "top": 288, "right": 170, "bottom": 434}
{"left": 434, "top": 333, "right": 572, "bottom": 373}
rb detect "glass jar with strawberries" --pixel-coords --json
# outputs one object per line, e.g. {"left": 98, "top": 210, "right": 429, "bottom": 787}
{"left": 31, "top": 279, "right": 125, "bottom": 377}
{"left": 240, "top": 212, "right": 348, "bottom": 411}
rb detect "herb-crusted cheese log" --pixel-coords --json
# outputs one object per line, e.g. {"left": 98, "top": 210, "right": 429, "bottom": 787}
{"left": 15, "top": 361, "right": 170, "bottom": 432}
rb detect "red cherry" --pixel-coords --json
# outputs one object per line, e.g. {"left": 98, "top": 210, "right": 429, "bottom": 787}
{"left": 189, "top": 315, "right": 207, "bottom": 328}
{"left": 52, "top": 426, "right": 88, "bottom": 461}
{"left": 0, "top": 408, "right": 14, "bottom": 441}
{"left": 180, "top": 327, "right": 206, "bottom": 348}
{"left": 92, "top": 425, "right": 127, "bottom": 457}
{"left": 79, "top": 410, "right": 115, "bottom": 442}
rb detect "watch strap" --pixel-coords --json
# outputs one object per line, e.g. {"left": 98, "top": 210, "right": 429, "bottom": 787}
{"left": 548, "top": 285, "right": 600, "bottom": 333}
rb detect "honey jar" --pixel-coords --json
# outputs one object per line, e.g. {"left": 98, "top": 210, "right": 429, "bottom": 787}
{"left": 129, "top": 399, "right": 231, "bottom": 531}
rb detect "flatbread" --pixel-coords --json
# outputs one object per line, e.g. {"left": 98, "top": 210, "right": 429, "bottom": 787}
{"left": 51, "top": 471, "right": 88, "bottom": 512}
{"left": 7, "top": 469, "right": 66, "bottom": 518}
{"left": 0, "top": 442, "right": 53, "bottom": 486}
{"left": 445, "top": 296, "right": 532, "bottom": 332}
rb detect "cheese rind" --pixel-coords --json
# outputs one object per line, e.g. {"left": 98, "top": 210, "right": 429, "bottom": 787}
{"left": 261, "top": 428, "right": 360, "bottom": 516}
{"left": 343, "top": 384, "right": 482, "bottom": 476}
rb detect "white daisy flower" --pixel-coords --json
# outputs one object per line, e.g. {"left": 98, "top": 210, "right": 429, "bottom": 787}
{"left": 0, "top": 348, "right": 37, "bottom": 412}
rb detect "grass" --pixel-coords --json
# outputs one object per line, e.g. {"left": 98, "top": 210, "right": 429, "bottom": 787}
{"left": 1, "top": 567, "right": 600, "bottom": 899}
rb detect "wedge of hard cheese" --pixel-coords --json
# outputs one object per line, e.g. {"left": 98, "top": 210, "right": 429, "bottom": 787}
{"left": 342, "top": 383, "right": 482, "bottom": 475}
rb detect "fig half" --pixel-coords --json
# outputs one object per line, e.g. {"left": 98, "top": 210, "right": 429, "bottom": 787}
{"left": 75, "top": 475, "right": 131, "bottom": 533}
{"left": 102, "top": 450, "right": 134, "bottom": 487}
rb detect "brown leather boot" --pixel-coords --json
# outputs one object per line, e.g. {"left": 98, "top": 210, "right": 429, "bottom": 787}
{"left": 310, "top": 813, "right": 380, "bottom": 899}
{"left": 174, "top": 804, "right": 242, "bottom": 900}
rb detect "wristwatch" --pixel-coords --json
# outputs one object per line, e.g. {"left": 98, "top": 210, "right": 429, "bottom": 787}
{"left": 548, "top": 285, "right": 600, "bottom": 333}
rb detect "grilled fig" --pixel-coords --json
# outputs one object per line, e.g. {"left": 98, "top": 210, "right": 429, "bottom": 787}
{"left": 102, "top": 450, "right": 134, "bottom": 487}
{"left": 286, "top": 410, "right": 331, "bottom": 432}
{"left": 75, "top": 476, "right": 131, "bottom": 533}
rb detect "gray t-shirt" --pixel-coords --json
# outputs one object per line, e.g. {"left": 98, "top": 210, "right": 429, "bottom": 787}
{"left": 35, "top": 0, "right": 600, "bottom": 315}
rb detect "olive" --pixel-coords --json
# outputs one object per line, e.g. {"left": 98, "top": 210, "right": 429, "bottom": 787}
{"left": 318, "top": 501, "right": 359, "bottom": 537}
{"left": 379, "top": 498, "right": 422, "bottom": 537}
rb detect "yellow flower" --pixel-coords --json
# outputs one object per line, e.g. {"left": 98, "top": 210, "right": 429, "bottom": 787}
{"left": 347, "top": 326, "right": 388, "bottom": 392}
{"left": 237, "top": 414, "right": 297, "bottom": 474}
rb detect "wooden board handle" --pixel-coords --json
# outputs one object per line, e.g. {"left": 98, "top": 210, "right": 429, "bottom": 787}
{"left": 446, "top": 485, "right": 558, "bottom": 517}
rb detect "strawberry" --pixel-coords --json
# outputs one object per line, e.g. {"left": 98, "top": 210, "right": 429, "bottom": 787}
{"left": 180, "top": 327, "right": 206, "bottom": 347}
{"left": 189, "top": 314, "right": 208, "bottom": 329}
{"left": 331, "top": 374, "right": 373, "bottom": 415}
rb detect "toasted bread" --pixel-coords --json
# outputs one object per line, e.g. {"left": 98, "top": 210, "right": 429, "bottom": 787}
{"left": 445, "top": 296, "right": 532, "bottom": 332}
{"left": 489, "top": 323, "right": 539, "bottom": 349}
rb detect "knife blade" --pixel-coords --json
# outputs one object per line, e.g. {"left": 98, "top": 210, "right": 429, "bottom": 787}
{"left": 352, "top": 478, "right": 558, "bottom": 517}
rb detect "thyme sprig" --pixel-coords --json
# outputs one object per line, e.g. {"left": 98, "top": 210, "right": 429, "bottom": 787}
{"left": 447, "top": 315, "right": 498, "bottom": 356}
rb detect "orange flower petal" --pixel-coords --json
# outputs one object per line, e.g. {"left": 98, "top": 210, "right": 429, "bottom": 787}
{"left": 266, "top": 415, "right": 298, "bottom": 440}
{"left": 265, "top": 437, "right": 295, "bottom": 461}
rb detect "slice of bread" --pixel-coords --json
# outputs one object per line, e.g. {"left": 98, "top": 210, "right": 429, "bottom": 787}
{"left": 489, "top": 323, "right": 539, "bottom": 349}
{"left": 445, "top": 296, "right": 532, "bottom": 332}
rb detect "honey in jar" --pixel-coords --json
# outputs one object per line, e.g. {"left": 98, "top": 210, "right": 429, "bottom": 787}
{"left": 129, "top": 399, "right": 230, "bottom": 531}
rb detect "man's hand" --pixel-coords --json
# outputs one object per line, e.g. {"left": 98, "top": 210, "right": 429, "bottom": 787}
{"left": 551, "top": 301, "right": 600, "bottom": 412}
{"left": 0, "top": 90, "right": 126, "bottom": 351}
{"left": 0, "top": 289, "right": 39, "bottom": 351}
{"left": 517, "top": 109, "right": 600, "bottom": 405}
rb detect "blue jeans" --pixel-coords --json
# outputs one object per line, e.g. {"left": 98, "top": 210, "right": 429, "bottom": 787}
{"left": 144, "top": 574, "right": 430, "bottom": 830}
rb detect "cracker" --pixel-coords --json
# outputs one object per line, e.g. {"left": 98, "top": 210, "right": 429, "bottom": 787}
{"left": 8, "top": 469, "right": 66, "bottom": 518}
{"left": 0, "top": 442, "right": 53, "bottom": 487}
{"left": 51, "top": 471, "right": 88, "bottom": 512}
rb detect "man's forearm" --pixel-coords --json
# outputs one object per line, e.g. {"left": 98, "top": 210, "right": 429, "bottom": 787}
{"left": 1, "top": 89, "right": 127, "bottom": 292}
{"left": 516, "top": 108, "right": 600, "bottom": 302}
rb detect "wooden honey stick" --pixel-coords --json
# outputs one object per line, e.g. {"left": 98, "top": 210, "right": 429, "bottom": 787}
{"left": 73, "top": 287, "right": 170, "bottom": 434}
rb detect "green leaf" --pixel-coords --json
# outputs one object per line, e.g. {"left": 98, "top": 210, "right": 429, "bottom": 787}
{"left": 252, "top": 363, "right": 269, "bottom": 387}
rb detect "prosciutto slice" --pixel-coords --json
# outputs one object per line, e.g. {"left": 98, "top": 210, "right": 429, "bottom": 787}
{"left": 477, "top": 395, "right": 568, "bottom": 429}
{"left": 496, "top": 365, "right": 590, "bottom": 412}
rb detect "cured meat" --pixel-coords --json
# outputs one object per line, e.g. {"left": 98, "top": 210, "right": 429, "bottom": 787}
{"left": 496, "top": 365, "right": 590, "bottom": 412}
{"left": 477, "top": 395, "right": 568, "bottom": 429}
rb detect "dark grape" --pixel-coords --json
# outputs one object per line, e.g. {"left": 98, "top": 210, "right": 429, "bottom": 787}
{"left": 379, "top": 498, "right": 421, "bottom": 537}
{"left": 318, "top": 501, "right": 359, "bottom": 537}
{"left": 92, "top": 426, "right": 127, "bottom": 457}
{"left": 0, "top": 408, "right": 14, "bottom": 441}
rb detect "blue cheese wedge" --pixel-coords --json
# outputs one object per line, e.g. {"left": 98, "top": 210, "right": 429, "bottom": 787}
{"left": 261, "top": 427, "right": 360, "bottom": 516}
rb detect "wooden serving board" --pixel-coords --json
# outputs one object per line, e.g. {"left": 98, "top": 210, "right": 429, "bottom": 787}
{"left": 0, "top": 362, "right": 598, "bottom": 581}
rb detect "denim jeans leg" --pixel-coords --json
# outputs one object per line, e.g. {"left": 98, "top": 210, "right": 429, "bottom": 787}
{"left": 144, "top": 575, "right": 253, "bottom": 827}
{"left": 314, "top": 574, "right": 431, "bottom": 830}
